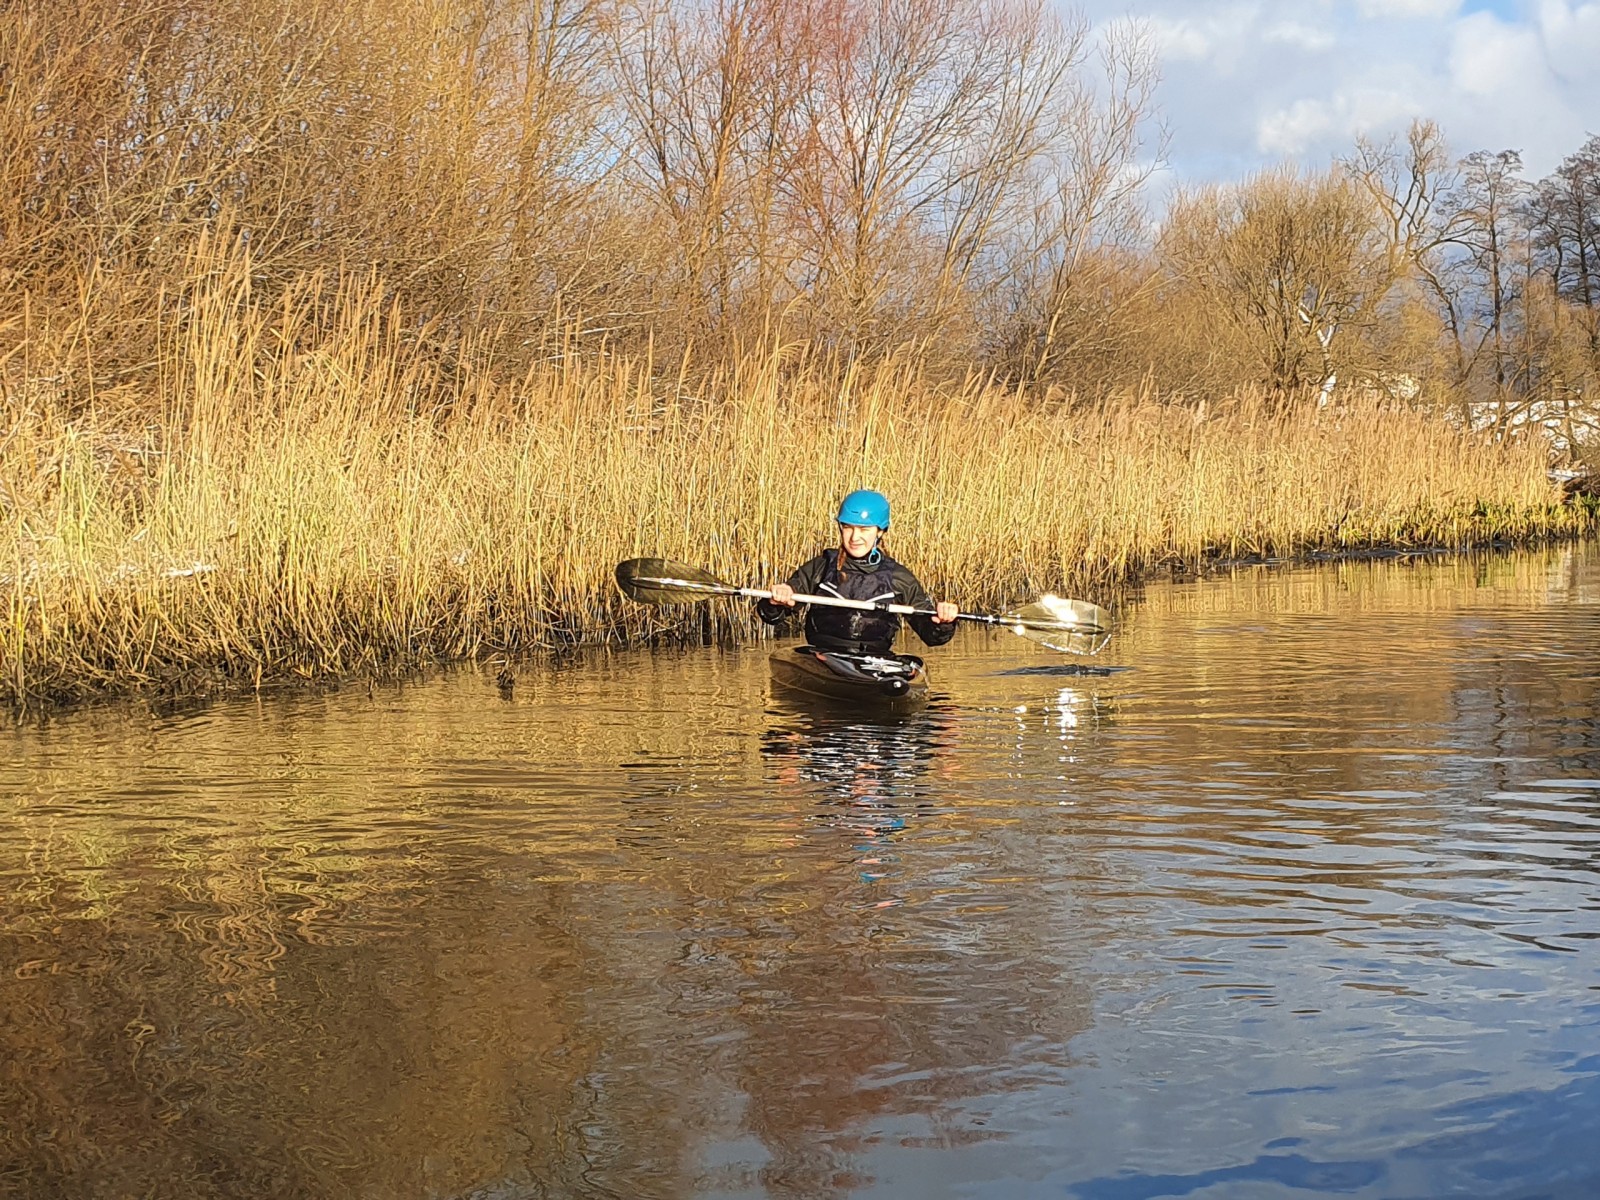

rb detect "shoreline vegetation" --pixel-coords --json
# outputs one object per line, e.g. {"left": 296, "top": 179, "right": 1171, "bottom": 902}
{"left": 3, "top": 265, "right": 1593, "bottom": 710}
{"left": 5, "top": 0, "right": 1600, "bottom": 708}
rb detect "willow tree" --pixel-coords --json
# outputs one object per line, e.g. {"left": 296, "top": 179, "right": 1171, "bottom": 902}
{"left": 1160, "top": 167, "right": 1394, "bottom": 399}
{"left": 0, "top": 0, "right": 622, "bottom": 406}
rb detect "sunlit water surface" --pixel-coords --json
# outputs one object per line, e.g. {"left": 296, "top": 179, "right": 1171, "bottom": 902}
{"left": 4, "top": 547, "right": 1600, "bottom": 1199}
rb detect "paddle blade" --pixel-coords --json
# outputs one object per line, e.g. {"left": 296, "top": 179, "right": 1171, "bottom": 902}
{"left": 1018, "top": 594, "right": 1111, "bottom": 632}
{"left": 614, "top": 558, "right": 737, "bottom": 604}
{"left": 1006, "top": 594, "right": 1113, "bottom": 656}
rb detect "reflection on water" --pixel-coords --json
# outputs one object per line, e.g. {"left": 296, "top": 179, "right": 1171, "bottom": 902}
{"left": 3, "top": 545, "right": 1600, "bottom": 1198}
{"left": 761, "top": 706, "right": 952, "bottom": 843}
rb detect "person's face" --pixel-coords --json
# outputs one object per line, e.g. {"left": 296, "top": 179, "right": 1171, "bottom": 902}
{"left": 838, "top": 523, "right": 881, "bottom": 558}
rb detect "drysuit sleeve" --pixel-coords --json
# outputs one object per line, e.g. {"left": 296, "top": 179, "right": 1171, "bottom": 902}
{"left": 892, "top": 563, "right": 958, "bottom": 646}
{"left": 755, "top": 553, "right": 827, "bottom": 625}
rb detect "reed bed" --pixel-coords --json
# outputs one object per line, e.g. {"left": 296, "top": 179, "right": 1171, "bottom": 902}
{"left": 1, "top": 279, "right": 1586, "bottom": 709}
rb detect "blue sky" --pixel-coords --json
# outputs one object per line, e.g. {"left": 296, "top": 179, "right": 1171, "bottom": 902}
{"left": 1070, "top": 0, "right": 1600, "bottom": 188}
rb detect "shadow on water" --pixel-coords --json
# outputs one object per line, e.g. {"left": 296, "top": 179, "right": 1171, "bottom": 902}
{"left": 994, "top": 663, "right": 1132, "bottom": 678}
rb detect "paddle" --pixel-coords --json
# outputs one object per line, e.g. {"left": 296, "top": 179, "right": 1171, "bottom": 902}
{"left": 614, "top": 557, "right": 1112, "bottom": 655}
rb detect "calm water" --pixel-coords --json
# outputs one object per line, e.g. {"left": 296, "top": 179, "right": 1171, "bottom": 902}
{"left": 3, "top": 547, "right": 1600, "bottom": 1199}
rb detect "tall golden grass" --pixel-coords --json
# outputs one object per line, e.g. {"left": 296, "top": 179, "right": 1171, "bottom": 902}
{"left": 2, "top": 257, "right": 1587, "bottom": 708}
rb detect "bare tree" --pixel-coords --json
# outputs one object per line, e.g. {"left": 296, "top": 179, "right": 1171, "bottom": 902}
{"left": 1530, "top": 135, "right": 1600, "bottom": 367}
{"left": 1433, "top": 150, "right": 1531, "bottom": 407}
{"left": 998, "top": 17, "right": 1164, "bottom": 387}
{"left": 1161, "top": 167, "right": 1391, "bottom": 398}
{"left": 784, "top": 0, "right": 1083, "bottom": 355}
{"left": 1519, "top": 135, "right": 1600, "bottom": 454}
{"left": 1345, "top": 121, "right": 1453, "bottom": 283}
{"left": 608, "top": 0, "right": 802, "bottom": 341}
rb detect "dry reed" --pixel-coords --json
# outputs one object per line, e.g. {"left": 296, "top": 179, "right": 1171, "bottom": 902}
{"left": 1, "top": 262, "right": 1587, "bottom": 709}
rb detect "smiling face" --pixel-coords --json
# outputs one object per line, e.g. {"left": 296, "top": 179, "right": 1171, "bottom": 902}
{"left": 837, "top": 522, "right": 882, "bottom": 558}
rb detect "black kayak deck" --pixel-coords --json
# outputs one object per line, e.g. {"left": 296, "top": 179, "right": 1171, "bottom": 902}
{"left": 768, "top": 645, "right": 929, "bottom": 710}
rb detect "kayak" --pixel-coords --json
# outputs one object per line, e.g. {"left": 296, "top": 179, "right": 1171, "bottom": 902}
{"left": 768, "top": 645, "right": 929, "bottom": 709}
{"left": 769, "top": 646, "right": 929, "bottom": 708}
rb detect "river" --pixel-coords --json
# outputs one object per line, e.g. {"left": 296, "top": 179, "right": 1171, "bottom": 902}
{"left": 3, "top": 546, "right": 1599, "bottom": 1198}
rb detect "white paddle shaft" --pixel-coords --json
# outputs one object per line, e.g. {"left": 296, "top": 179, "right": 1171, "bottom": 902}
{"left": 637, "top": 574, "right": 1018, "bottom": 627}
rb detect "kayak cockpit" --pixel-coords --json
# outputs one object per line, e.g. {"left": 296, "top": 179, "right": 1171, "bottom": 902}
{"left": 768, "top": 645, "right": 929, "bottom": 708}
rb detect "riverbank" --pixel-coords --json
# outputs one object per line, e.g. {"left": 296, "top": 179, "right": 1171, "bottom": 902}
{"left": 3, "top": 335, "right": 1592, "bottom": 709}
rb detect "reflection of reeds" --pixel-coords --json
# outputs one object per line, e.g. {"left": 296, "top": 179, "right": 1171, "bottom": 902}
{"left": 1, "top": 271, "right": 1586, "bottom": 707}
{"left": 184, "top": 853, "right": 289, "bottom": 1008}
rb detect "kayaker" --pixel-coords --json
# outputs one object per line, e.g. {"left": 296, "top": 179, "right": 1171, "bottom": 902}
{"left": 757, "top": 490, "right": 959, "bottom": 654}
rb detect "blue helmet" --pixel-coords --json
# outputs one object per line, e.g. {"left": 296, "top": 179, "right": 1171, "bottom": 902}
{"left": 836, "top": 489, "right": 890, "bottom": 530}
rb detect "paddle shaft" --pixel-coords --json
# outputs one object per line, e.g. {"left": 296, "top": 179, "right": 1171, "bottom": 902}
{"left": 630, "top": 574, "right": 1032, "bottom": 629}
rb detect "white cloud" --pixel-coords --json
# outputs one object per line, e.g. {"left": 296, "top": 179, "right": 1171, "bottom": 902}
{"left": 1072, "top": 0, "right": 1600, "bottom": 187}
{"left": 1353, "top": 0, "right": 1462, "bottom": 18}
{"left": 1257, "top": 86, "right": 1424, "bottom": 155}
{"left": 1536, "top": 1, "right": 1600, "bottom": 85}
{"left": 1143, "top": 15, "right": 1215, "bottom": 61}
{"left": 1449, "top": 12, "right": 1540, "bottom": 96}
{"left": 1263, "top": 19, "right": 1338, "bottom": 51}
{"left": 1144, "top": 5, "right": 1267, "bottom": 67}
{"left": 1256, "top": 100, "right": 1340, "bottom": 156}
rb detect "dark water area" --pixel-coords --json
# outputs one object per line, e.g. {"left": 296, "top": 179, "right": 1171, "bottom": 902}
{"left": 3, "top": 546, "right": 1600, "bottom": 1198}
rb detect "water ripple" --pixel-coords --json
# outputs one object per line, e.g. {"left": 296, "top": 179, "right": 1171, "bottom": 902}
{"left": 3, "top": 548, "right": 1600, "bottom": 1197}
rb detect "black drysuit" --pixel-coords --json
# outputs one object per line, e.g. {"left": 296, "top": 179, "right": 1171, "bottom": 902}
{"left": 755, "top": 548, "right": 957, "bottom": 654}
